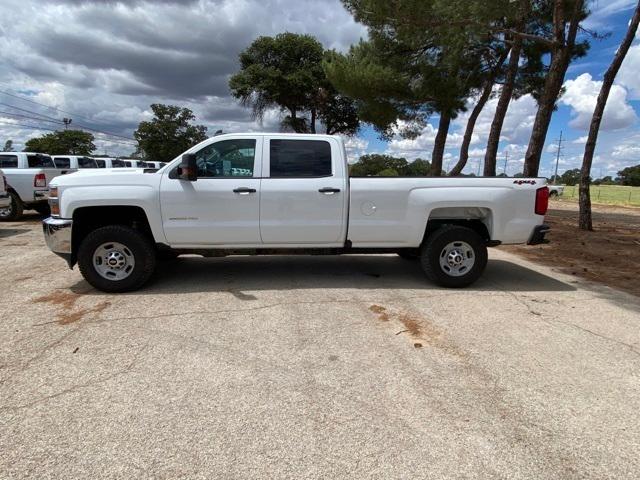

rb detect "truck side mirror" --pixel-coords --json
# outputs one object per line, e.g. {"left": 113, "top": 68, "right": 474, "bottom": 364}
{"left": 177, "top": 153, "right": 197, "bottom": 181}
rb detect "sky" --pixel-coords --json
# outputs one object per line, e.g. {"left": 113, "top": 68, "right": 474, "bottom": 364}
{"left": 0, "top": 0, "right": 639, "bottom": 178}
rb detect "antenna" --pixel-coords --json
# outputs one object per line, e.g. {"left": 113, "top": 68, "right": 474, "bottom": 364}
{"left": 552, "top": 130, "right": 563, "bottom": 184}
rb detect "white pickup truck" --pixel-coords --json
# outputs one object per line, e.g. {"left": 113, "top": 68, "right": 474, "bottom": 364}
{"left": 43, "top": 133, "right": 549, "bottom": 292}
{"left": 0, "top": 152, "right": 68, "bottom": 220}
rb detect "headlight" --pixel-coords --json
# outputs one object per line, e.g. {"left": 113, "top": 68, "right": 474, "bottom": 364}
{"left": 48, "top": 187, "right": 60, "bottom": 217}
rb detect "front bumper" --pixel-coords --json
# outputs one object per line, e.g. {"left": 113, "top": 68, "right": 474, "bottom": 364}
{"left": 528, "top": 224, "right": 550, "bottom": 245}
{"left": 0, "top": 193, "right": 9, "bottom": 208}
{"left": 43, "top": 217, "right": 73, "bottom": 267}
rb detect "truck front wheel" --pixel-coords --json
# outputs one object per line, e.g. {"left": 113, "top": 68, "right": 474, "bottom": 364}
{"left": 420, "top": 225, "right": 487, "bottom": 288}
{"left": 78, "top": 225, "right": 157, "bottom": 292}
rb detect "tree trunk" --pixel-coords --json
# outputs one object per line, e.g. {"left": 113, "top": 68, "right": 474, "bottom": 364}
{"left": 450, "top": 49, "right": 509, "bottom": 176}
{"left": 483, "top": 38, "right": 522, "bottom": 176}
{"left": 430, "top": 112, "right": 451, "bottom": 176}
{"left": 524, "top": 0, "right": 583, "bottom": 177}
{"left": 579, "top": 1, "right": 640, "bottom": 230}
{"left": 310, "top": 108, "right": 317, "bottom": 134}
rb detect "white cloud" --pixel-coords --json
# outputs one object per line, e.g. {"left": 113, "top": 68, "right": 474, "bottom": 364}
{"left": 342, "top": 136, "right": 369, "bottom": 162}
{"left": 616, "top": 44, "right": 640, "bottom": 100}
{"left": 560, "top": 73, "right": 637, "bottom": 130}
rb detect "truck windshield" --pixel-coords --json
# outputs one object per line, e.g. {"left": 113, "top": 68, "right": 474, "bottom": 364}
{"left": 27, "top": 154, "right": 54, "bottom": 168}
{"left": 79, "top": 157, "right": 98, "bottom": 168}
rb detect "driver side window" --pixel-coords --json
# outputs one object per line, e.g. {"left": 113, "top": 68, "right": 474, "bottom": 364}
{"left": 195, "top": 139, "right": 256, "bottom": 178}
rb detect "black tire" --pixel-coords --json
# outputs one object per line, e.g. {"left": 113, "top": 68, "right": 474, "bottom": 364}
{"left": 33, "top": 203, "right": 51, "bottom": 217}
{"left": 78, "top": 225, "right": 157, "bottom": 292}
{"left": 397, "top": 251, "right": 419, "bottom": 260}
{"left": 0, "top": 191, "right": 23, "bottom": 221}
{"left": 549, "top": 191, "right": 558, "bottom": 198}
{"left": 420, "top": 225, "right": 488, "bottom": 288}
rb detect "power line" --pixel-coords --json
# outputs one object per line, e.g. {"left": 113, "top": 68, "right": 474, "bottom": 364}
{"left": 0, "top": 102, "right": 62, "bottom": 122}
{"left": 0, "top": 120, "right": 137, "bottom": 147}
{"left": 0, "top": 87, "right": 138, "bottom": 142}
{"left": 0, "top": 86, "right": 111, "bottom": 126}
{"left": 0, "top": 110, "right": 64, "bottom": 125}
{"left": 0, "top": 103, "right": 137, "bottom": 144}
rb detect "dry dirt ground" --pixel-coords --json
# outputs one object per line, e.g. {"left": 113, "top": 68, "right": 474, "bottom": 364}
{"left": 504, "top": 202, "right": 640, "bottom": 297}
{"left": 1, "top": 213, "right": 639, "bottom": 479}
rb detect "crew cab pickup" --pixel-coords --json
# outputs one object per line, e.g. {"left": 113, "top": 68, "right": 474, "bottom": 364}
{"left": 43, "top": 133, "right": 549, "bottom": 292}
{"left": 0, "top": 152, "right": 68, "bottom": 220}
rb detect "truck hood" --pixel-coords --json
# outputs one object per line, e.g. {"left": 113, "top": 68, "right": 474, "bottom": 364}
{"left": 51, "top": 168, "right": 153, "bottom": 187}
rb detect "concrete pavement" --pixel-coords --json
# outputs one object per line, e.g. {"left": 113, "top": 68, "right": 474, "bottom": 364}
{"left": 1, "top": 215, "right": 639, "bottom": 479}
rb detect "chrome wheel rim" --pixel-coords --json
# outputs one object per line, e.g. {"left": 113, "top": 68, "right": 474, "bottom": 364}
{"left": 0, "top": 203, "right": 12, "bottom": 218}
{"left": 93, "top": 242, "right": 135, "bottom": 281}
{"left": 439, "top": 241, "right": 475, "bottom": 277}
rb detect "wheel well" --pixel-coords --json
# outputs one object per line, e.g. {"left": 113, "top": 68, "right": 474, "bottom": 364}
{"left": 71, "top": 206, "right": 153, "bottom": 265}
{"left": 423, "top": 207, "right": 493, "bottom": 244}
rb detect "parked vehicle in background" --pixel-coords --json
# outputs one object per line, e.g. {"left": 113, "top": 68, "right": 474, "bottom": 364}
{"left": 145, "top": 161, "right": 167, "bottom": 169}
{"left": 0, "top": 152, "right": 68, "bottom": 221}
{"left": 0, "top": 170, "right": 9, "bottom": 210}
{"left": 95, "top": 158, "right": 127, "bottom": 168}
{"left": 52, "top": 155, "right": 99, "bottom": 170}
{"left": 121, "top": 159, "right": 150, "bottom": 168}
{"left": 43, "top": 133, "right": 550, "bottom": 292}
{"left": 548, "top": 185, "right": 564, "bottom": 197}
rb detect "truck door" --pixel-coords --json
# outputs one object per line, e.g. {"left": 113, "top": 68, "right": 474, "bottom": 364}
{"left": 160, "top": 137, "right": 262, "bottom": 246}
{"left": 259, "top": 137, "right": 347, "bottom": 245}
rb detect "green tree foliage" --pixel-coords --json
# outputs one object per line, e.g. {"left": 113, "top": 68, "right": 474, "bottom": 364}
{"left": 348, "top": 154, "right": 433, "bottom": 176}
{"left": 229, "top": 33, "right": 359, "bottom": 135}
{"left": 134, "top": 104, "right": 208, "bottom": 162}
{"left": 617, "top": 164, "right": 640, "bottom": 186}
{"left": 326, "top": 0, "right": 523, "bottom": 175}
{"left": 3, "top": 139, "right": 13, "bottom": 152}
{"left": 24, "top": 130, "right": 96, "bottom": 155}
{"left": 559, "top": 168, "right": 581, "bottom": 186}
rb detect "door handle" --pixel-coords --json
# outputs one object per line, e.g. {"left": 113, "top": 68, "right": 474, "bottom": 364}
{"left": 233, "top": 187, "right": 256, "bottom": 195}
{"left": 318, "top": 187, "right": 341, "bottom": 194}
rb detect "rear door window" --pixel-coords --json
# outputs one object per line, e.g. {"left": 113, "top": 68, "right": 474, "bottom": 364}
{"left": 54, "top": 157, "right": 71, "bottom": 168}
{"left": 112, "top": 159, "right": 125, "bottom": 167}
{"left": 95, "top": 159, "right": 105, "bottom": 168}
{"left": 269, "top": 140, "right": 332, "bottom": 177}
{"left": 27, "top": 154, "right": 54, "bottom": 168}
{"left": 0, "top": 155, "right": 18, "bottom": 168}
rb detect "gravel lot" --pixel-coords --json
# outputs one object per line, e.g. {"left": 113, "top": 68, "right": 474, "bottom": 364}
{"left": 1, "top": 214, "right": 639, "bottom": 479}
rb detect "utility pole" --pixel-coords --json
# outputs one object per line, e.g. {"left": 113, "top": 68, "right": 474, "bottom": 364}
{"left": 553, "top": 130, "right": 563, "bottom": 184}
{"left": 62, "top": 118, "right": 72, "bottom": 130}
{"left": 503, "top": 151, "right": 508, "bottom": 175}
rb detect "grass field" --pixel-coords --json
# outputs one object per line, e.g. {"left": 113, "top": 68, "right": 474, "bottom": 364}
{"left": 554, "top": 184, "right": 640, "bottom": 207}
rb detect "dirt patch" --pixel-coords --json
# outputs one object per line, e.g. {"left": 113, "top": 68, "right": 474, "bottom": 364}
{"left": 397, "top": 313, "right": 422, "bottom": 337}
{"left": 369, "top": 304, "right": 390, "bottom": 321}
{"left": 34, "top": 291, "right": 110, "bottom": 325}
{"left": 35, "top": 291, "right": 82, "bottom": 311}
{"left": 503, "top": 203, "right": 640, "bottom": 297}
{"left": 57, "top": 301, "right": 110, "bottom": 325}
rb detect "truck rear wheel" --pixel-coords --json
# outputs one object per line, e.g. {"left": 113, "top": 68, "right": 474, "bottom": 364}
{"left": 0, "top": 191, "right": 23, "bottom": 221}
{"left": 420, "top": 225, "right": 487, "bottom": 288}
{"left": 78, "top": 225, "right": 156, "bottom": 292}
